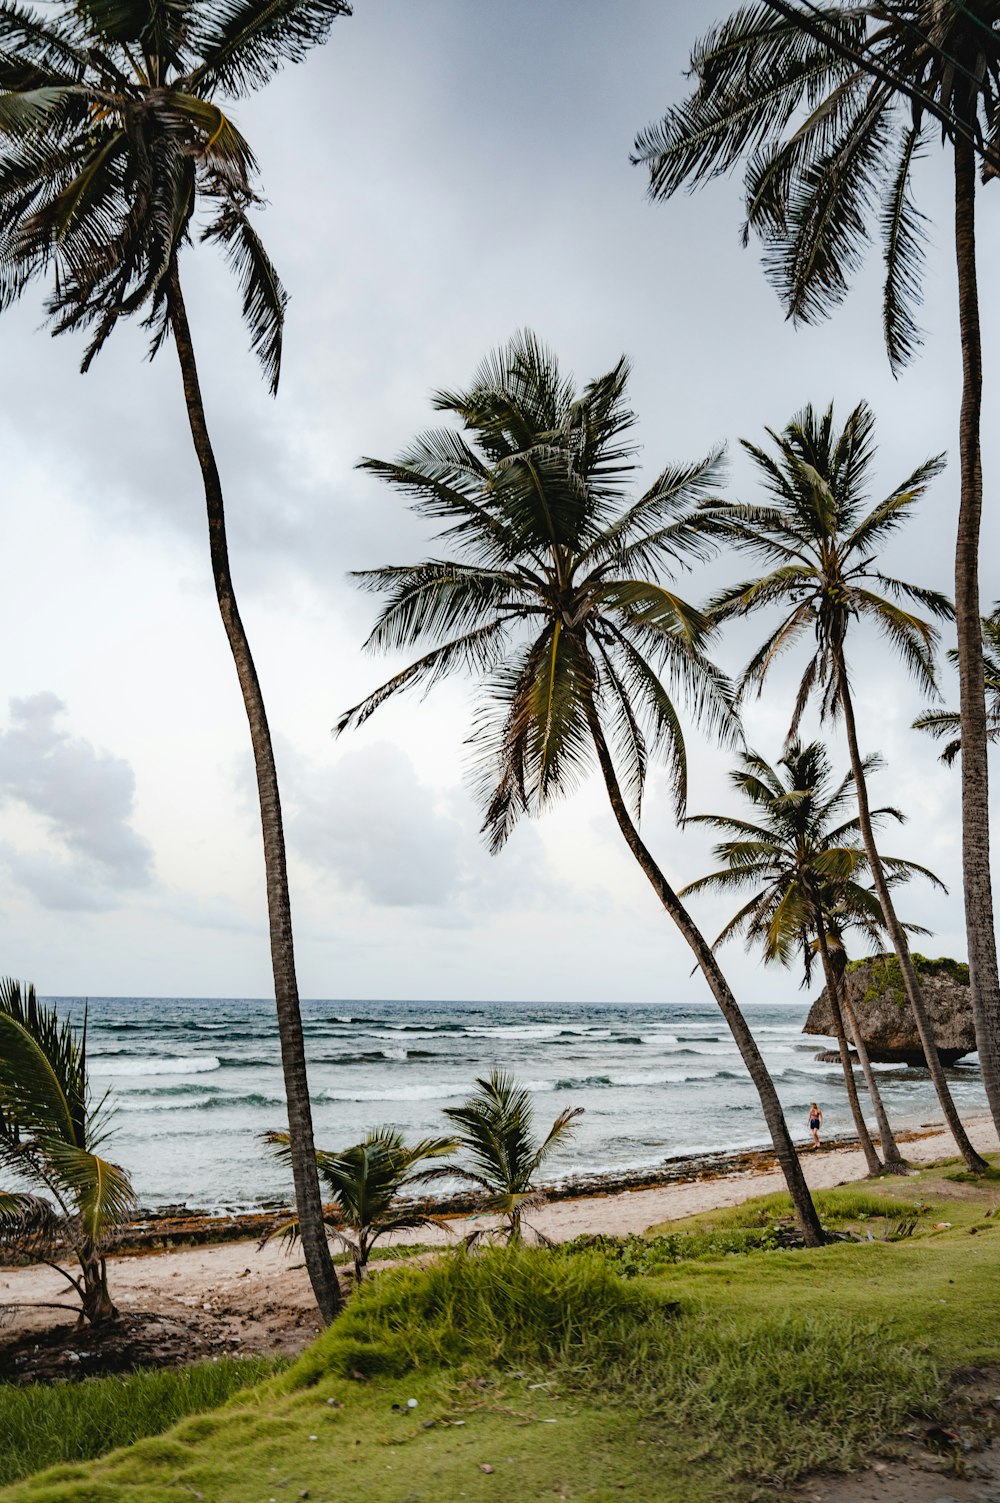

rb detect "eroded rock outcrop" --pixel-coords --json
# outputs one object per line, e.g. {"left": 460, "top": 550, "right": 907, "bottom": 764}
{"left": 803, "top": 954, "right": 976, "bottom": 1066}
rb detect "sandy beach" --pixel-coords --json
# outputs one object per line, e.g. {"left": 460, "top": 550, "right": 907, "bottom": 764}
{"left": 3, "top": 1113, "right": 996, "bottom": 1373}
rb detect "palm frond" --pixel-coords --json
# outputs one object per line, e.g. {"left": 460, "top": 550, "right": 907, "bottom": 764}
{"left": 881, "top": 122, "right": 927, "bottom": 372}
{"left": 188, "top": 0, "right": 351, "bottom": 97}
{"left": 201, "top": 192, "right": 286, "bottom": 392}
{"left": 0, "top": 980, "right": 86, "bottom": 1150}
{"left": 42, "top": 1140, "right": 135, "bottom": 1242}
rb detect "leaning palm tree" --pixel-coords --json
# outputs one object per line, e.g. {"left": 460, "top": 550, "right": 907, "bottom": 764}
{"left": 430, "top": 1072, "right": 581, "bottom": 1246}
{"left": 0, "top": 981, "right": 136, "bottom": 1326}
{"left": 264, "top": 1127, "right": 457, "bottom": 1285}
{"left": 633, "top": 0, "right": 1000, "bottom": 1137}
{"left": 337, "top": 333, "right": 825, "bottom": 1245}
{"left": 681, "top": 741, "right": 941, "bottom": 1174}
{"left": 914, "top": 606, "right": 1000, "bottom": 765}
{"left": 0, "top": 0, "right": 351, "bottom": 1321}
{"left": 699, "top": 402, "right": 986, "bottom": 1171}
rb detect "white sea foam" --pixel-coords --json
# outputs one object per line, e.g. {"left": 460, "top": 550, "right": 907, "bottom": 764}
{"left": 90, "top": 1054, "right": 221, "bottom": 1077}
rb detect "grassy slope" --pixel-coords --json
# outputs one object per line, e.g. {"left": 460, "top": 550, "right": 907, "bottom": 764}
{"left": 3, "top": 1161, "right": 998, "bottom": 1503}
{"left": 0, "top": 1361, "right": 281, "bottom": 1489}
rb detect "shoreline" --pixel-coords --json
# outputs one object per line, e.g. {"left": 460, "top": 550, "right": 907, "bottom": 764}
{"left": 117, "top": 1121, "right": 954, "bottom": 1252}
{"left": 2, "top": 1112, "right": 996, "bottom": 1378}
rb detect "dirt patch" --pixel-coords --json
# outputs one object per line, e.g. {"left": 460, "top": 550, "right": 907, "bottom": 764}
{"left": 796, "top": 1369, "right": 1000, "bottom": 1503}
{"left": 0, "top": 1310, "right": 249, "bottom": 1384}
{"left": 0, "top": 1248, "right": 358, "bottom": 1383}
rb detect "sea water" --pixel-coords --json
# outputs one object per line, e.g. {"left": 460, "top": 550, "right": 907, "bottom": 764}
{"left": 56, "top": 995, "right": 988, "bottom": 1213}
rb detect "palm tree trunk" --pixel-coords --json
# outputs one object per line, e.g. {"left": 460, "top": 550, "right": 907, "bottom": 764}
{"left": 835, "top": 651, "right": 986, "bottom": 1172}
{"left": 813, "top": 917, "right": 882, "bottom": 1174}
{"left": 838, "top": 986, "right": 906, "bottom": 1173}
{"left": 79, "top": 1250, "right": 116, "bottom": 1326}
{"left": 166, "top": 263, "right": 341, "bottom": 1323}
{"left": 583, "top": 698, "right": 825, "bottom": 1247}
{"left": 953, "top": 134, "right": 1000, "bottom": 1133}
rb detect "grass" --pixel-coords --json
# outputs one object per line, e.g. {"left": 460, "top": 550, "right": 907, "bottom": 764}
{"left": 3, "top": 1159, "right": 999, "bottom": 1503}
{"left": 0, "top": 1358, "right": 281, "bottom": 1489}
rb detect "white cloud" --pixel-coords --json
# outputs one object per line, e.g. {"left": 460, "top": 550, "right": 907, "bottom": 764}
{"left": 0, "top": 694, "right": 154, "bottom": 911}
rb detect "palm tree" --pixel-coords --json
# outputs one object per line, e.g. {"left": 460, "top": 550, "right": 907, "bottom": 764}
{"left": 0, "top": 0, "right": 351, "bottom": 1321}
{"left": 681, "top": 741, "right": 942, "bottom": 1174}
{"left": 337, "top": 332, "right": 825, "bottom": 1246}
{"left": 698, "top": 401, "right": 986, "bottom": 1172}
{"left": 0, "top": 981, "right": 136, "bottom": 1326}
{"left": 633, "top": 0, "right": 1000, "bottom": 1140}
{"left": 914, "top": 606, "right": 1000, "bottom": 764}
{"left": 430, "top": 1072, "right": 582, "bottom": 1246}
{"left": 264, "top": 1127, "right": 457, "bottom": 1285}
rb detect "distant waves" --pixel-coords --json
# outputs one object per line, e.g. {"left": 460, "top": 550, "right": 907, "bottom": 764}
{"left": 50, "top": 995, "right": 989, "bottom": 1213}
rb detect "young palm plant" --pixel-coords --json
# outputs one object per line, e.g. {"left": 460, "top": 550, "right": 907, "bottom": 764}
{"left": 681, "top": 741, "right": 941, "bottom": 1174}
{"left": 429, "top": 1071, "right": 581, "bottom": 1246}
{"left": 914, "top": 607, "right": 1000, "bottom": 765}
{"left": 633, "top": 0, "right": 1000, "bottom": 1134}
{"left": 700, "top": 401, "right": 986, "bottom": 1171}
{"left": 0, "top": 0, "right": 352, "bottom": 1321}
{"left": 264, "top": 1127, "right": 457, "bottom": 1285}
{"left": 0, "top": 980, "right": 136, "bottom": 1326}
{"left": 337, "top": 332, "right": 825, "bottom": 1245}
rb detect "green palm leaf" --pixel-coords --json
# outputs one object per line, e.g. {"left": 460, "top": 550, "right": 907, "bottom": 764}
{"left": 188, "top": 0, "right": 351, "bottom": 96}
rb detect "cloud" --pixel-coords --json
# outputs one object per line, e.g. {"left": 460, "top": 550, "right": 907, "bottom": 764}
{"left": 284, "top": 739, "right": 559, "bottom": 922}
{"left": 0, "top": 693, "right": 154, "bottom": 910}
{"left": 289, "top": 742, "right": 468, "bottom": 908}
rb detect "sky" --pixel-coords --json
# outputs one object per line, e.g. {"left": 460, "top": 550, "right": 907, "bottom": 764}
{"left": 1, "top": 0, "right": 998, "bottom": 1005}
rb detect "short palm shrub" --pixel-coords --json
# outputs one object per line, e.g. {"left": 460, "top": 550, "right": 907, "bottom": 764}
{"left": 0, "top": 981, "right": 135, "bottom": 1325}
{"left": 265, "top": 1127, "right": 456, "bottom": 1283}
{"left": 431, "top": 1071, "right": 583, "bottom": 1245}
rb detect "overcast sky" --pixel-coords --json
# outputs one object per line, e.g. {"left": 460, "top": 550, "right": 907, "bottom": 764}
{"left": 1, "top": 0, "right": 997, "bottom": 1005}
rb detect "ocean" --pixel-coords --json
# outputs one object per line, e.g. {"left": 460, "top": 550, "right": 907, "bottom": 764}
{"left": 60, "top": 995, "right": 989, "bottom": 1214}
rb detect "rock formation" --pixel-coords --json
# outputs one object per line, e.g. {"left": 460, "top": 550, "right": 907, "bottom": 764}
{"left": 803, "top": 954, "right": 976, "bottom": 1067}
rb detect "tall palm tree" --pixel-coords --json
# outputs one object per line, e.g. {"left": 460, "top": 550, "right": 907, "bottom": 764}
{"left": 681, "top": 741, "right": 941, "bottom": 1174}
{"left": 337, "top": 332, "right": 825, "bottom": 1246}
{"left": 0, "top": 0, "right": 351, "bottom": 1321}
{"left": 265, "top": 1127, "right": 458, "bottom": 1284}
{"left": 0, "top": 981, "right": 136, "bottom": 1326}
{"left": 698, "top": 402, "right": 986, "bottom": 1171}
{"left": 633, "top": 0, "right": 1000, "bottom": 1139}
{"left": 914, "top": 606, "right": 1000, "bottom": 764}
{"left": 432, "top": 1072, "right": 582, "bottom": 1246}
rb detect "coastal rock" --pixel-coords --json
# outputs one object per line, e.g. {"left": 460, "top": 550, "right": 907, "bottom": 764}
{"left": 803, "top": 955, "right": 976, "bottom": 1067}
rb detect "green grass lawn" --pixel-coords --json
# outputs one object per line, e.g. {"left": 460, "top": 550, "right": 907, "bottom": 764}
{"left": 3, "top": 1158, "right": 998, "bottom": 1503}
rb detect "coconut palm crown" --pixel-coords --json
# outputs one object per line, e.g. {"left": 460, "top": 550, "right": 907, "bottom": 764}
{"left": 681, "top": 740, "right": 938, "bottom": 974}
{"left": 703, "top": 400, "right": 950, "bottom": 730}
{"left": 0, "top": 0, "right": 350, "bottom": 385}
{"left": 337, "top": 330, "right": 735, "bottom": 846}
{"left": 633, "top": 0, "right": 1000, "bottom": 373}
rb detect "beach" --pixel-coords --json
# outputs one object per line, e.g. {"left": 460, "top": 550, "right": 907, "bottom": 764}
{"left": 4, "top": 1113, "right": 996, "bottom": 1372}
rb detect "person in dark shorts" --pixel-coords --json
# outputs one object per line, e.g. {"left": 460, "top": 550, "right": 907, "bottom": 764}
{"left": 808, "top": 1103, "right": 823, "bottom": 1148}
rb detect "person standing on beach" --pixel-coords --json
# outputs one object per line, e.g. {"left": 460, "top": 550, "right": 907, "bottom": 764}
{"left": 808, "top": 1104, "right": 823, "bottom": 1148}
